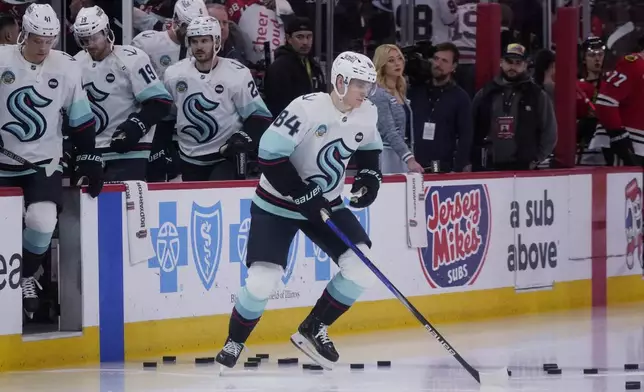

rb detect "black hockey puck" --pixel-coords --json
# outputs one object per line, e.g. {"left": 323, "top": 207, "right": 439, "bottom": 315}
{"left": 625, "top": 364, "right": 640, "bottom": 370}
{"left": 278, "top": 358, "right": 298, "bottom": 365}
{"left": 543, "top": 363, "right": 558, "bottom": 371}
{"left": 508, "top": 369, "right": 512, "bottom": 377}
{"left": 309, "top": 364, "right": 323, "bottom": 371}
{"left": 547, "top": 368, "right": 562, "bottom": 375}
{"left": 350, "top": 363, "right": 365, "bottom": 369}
{"left": 244, "top": 361, "right": 259, "bottom": 368}
{"left": 162, "top": 356, "right": 176, "bottom": 363}
{"left": 626, "top": 381, "right": 641, "bottom": 390}
{"left": 195, "top": 357, "right": 214, "bottom": 364}
{"left": 256, "top": 354, "right": 270, "bottom": 359}
{"left": 302, "top": 364, "right": 311, "bottom": 369}
{"left": 584, "top": 368, "right": 599, "bottom": 374}
{"left": 377, "top": 361, "right": 391, "bottom": 367}
{"left": 143, "top": 362, "right": 157, "bottom": 369}
{"left": 247, "top": 357, "right": 262, "bottom": 363}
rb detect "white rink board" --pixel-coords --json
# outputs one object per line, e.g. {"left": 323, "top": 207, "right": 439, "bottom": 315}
{"left": 120, "top": 174, "right": 594, "bottom": 324}
{"left": 0, "top": 194, "right": 24, "bottom": 336}
{"left": 607, "top": 172, "right": 644, "bottom": 278}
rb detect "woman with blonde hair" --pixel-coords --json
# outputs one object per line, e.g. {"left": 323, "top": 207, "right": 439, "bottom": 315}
{"left": 370, "top": 44, "right": 424, "bottom": 174}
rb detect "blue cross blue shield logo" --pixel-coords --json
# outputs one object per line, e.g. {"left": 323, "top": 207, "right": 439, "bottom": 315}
{"left": 304, "top": 199, "right": 370, "bottom": 280}
{"left": 191, "top": 201, "right": 223, "bottom": 291}
{"left": 230, "top": 199, "right": 298, "bottom": 286}
{"left": 148, "top": 202, "right": 188, "bottom": 293}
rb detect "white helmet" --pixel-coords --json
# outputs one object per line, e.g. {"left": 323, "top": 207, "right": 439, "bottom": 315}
{"left": 185, "top": 16, "right": 222, "bottom": 55}
{"left": 73, "top": 6, "right": 114, "bottom": 47}
{"left": 174, "top": 0, "right": 208, "bottom": 26}
{"left": 20, "top": 3, "right": 60, "bottom": 39}
{"left": 331, "top": 51, "right": 377, "bottom": 98}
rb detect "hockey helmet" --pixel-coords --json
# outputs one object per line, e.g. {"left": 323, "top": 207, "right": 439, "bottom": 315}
{"left": 581, "top": 36, "right": 605, "bottom": 54}
{"left": 185, "top": 16, "right": 222, "bottom": 55}
{"left": 20, "top": 3, "right": 59, "bottom": 39}
{"left": 73, "top": 6, "right": 114, "bottom": 46}
{"left": 174, "top": 0, "right": 208, "bottom": 27}
{"left": 331, "top": 51, "right": 378, "bottom": 99}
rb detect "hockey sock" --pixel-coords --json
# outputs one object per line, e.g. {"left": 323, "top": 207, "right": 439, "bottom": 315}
{"left": 22, "top": 225, "right": 53, "bottom": 278}
{"left": 229, "top": 285, "right": 268, "bottom": 343}
{"left": 310, "top": 272, "right": 365, "bottom": 326}
{"left": 21, "top": 249, "right": 47, "bottom": 278}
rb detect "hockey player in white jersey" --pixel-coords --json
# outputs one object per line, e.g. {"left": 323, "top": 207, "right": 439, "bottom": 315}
{"left": 162, "top": 16, "right": 272, "bottom": 181}
{"left": 132, "top": 0, "right": 208, "bottom": 79}
{"left": 0, "top": 4, "right": 102, "bottom": 316}
{"left": 452, "top": 0, "right": 478, "bottom": 96}
{"left": 215, "top": 51, "right": 383, "bottom": 369}
{"left": 132, "top": 0, "right": 207, "bottom": 182}
{"left": 73, "top": 6, "right": 173, "bottom": 181}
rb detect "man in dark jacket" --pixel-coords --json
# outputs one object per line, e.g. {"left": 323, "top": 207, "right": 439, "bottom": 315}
{"left": 409, "top": 42, "right": 473, "bottom": 172}
{"left": 263, "top": 16, "right": 326, "bottom": 117}
{"left": 471, "top": 43, "right": 557, "bottom": 170}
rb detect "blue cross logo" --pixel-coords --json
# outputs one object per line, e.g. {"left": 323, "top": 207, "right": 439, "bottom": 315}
{"left": 148, "top": 201, "right": 188, "bottom": 293}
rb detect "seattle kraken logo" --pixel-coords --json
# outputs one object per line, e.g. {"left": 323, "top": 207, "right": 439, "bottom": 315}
{"left": 307, "top": 139, "right": 355, "bottom": 192}
{"left": 181, "top": 93, "right": 219, "bottom": 143}
{"left": 83, "top": 82, "right": 109, "bottom": 135}
{"left": 2, "top": 86, "right": 52, "bottom": 142}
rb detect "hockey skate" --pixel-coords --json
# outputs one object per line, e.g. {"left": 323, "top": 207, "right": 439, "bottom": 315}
{"left": 290, "top": 314, "right": 338, "bottom": 370}
{"left": 21, "top": 276, "right": 42, "bottom": 319}
{"left": 215, "top": 337, "right": 245, "bottom": 369}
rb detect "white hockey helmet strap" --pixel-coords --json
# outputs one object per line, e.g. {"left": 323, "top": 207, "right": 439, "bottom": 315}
{"left": 331, "top": 51, "right": 377, "bottom": 99}
{"left": 19, "top": 3, "right": 60, "bottom": 44}
{"left": 174, "top": 0, "right": 208, "bottom": 26}
{"left": 185, "top": 16, "right": 222, "bottom": 56}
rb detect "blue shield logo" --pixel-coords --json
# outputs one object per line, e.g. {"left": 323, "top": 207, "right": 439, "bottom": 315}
{"left": 191, "top": 201, "right": 223, "bottom": 291}
{"left": 148, "top": 202, "right": 188, "bottom": 293}
{"left": 304, "top": 199, "right": 369, "bottom": 280}
{"left": 230, "top": 199, "right": 298, "bottom": 286}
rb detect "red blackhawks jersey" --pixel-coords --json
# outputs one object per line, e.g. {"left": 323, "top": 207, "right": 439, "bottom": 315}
{"left": 596, "top": 53, "right": 644, "bottom": 156}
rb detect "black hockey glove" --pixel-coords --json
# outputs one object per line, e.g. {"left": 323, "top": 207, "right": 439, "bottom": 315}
{"left": 609, "top": 128, "right": 637, "bottom": 166}
{"left": 292, "top": 182, "right": 331, "bottom": 225}
{"left": 350, "top": 169, "right": 382, "bottom": 209}
{"left": 111, "top": 114, "right": 148, "bottom": 153}
{"left": 74, "top": 153, "right": 104, "bottom": 198}
{"left": 220, "top": 130, "right": 253, "bottom": 158}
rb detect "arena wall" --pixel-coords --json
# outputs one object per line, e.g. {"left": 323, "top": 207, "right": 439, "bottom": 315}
{"left": 0, "top": 167, "right": 643, "bottom": 370}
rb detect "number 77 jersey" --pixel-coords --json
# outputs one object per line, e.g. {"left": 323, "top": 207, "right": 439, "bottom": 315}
{"left": 163, "top": 57, "right": 271, "bottom": 163}
{"left": 596, "top": 53, "right": 644, "bottom": 156}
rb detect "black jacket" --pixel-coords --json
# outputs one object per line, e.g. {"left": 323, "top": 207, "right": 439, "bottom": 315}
{"left": 263, "top": 45, "right": 326, "bottom": 117}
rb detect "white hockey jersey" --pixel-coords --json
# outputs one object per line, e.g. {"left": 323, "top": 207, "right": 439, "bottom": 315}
{"left": 74, "top": 45, "right": 172, "bottom": 161}
{"left": 0, "top": 45, "right": 94, "bottom": 170}
{"left": 131, "top": 30, "right": 184, "bottom": 80}
{"left": 392, "top": 0, "right": 457, "bottom": 45}
{"left": 254, "top": 93, "right": 383, "bottom": 220}
{"left": 452, "top": 2, "right": 477, "bottom": 64}
{"left": 163, "top": 57, "right": 272, "bottom": 163}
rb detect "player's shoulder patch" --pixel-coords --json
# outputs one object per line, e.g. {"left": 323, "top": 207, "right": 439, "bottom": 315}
{"left": 300, "top": 92, "right": 322, "bottom": 102}
{"left": 624, "top": 54, "right": 639, "bottom": 62}
{"left": 119, "top": 45, "right": 140, "bottom": 57}
{"left": 221, "top": 57, "right": 248, "bottom": 71}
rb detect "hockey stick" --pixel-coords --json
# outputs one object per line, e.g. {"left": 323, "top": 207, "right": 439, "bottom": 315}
{"left": 220, "top": 144, "right": 247, "bottom": 179}
{"left": 0, "top": 146, "right": 59, "bottom": 177}
{"left": 321, "top": 208, "right": 509, "bottom": 386}
{"left": 606, "top": 21, "right": 634, "bottom": 50}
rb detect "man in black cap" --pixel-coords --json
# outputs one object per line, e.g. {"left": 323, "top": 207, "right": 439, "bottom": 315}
{"left": 471, "top": 43, "right": 557, "bottom": 170}
{"left": 263, "top": 16, "right": 326, "bottom": 117}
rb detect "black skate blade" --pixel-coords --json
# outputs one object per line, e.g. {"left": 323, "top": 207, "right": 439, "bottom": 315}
{"left": 290, "top": 332, "right": 333, "bottom": 371}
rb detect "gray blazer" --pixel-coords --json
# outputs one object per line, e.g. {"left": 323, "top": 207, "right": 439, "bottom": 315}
{"left": 370, "top": 86, "right": 414, "bottom": 162}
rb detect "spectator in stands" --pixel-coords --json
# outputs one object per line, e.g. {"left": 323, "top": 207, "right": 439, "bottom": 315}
{"left": 472, "top": 43, "right": 557, "bottom": 170}
{"left": 371, "top": 44, "right": 423, "bottom": 174}
{"left": 533, "top": 49, "right": 555, "bottom": 100}
{"left": 408, "top": 42, "right": 473, "bottom": 173}
{"left": 0, "top": 13, "right": 18, "bottom": 45}
{"left": 263, "top": 16, "right": 325, "bottom": 117}
{"left": 207, "top": 3, "right": 247, "bottom": 64}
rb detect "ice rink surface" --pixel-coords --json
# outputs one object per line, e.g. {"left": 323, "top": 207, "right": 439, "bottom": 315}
{"left": 2, "top": 303, "right": 644, "bottom": 392}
